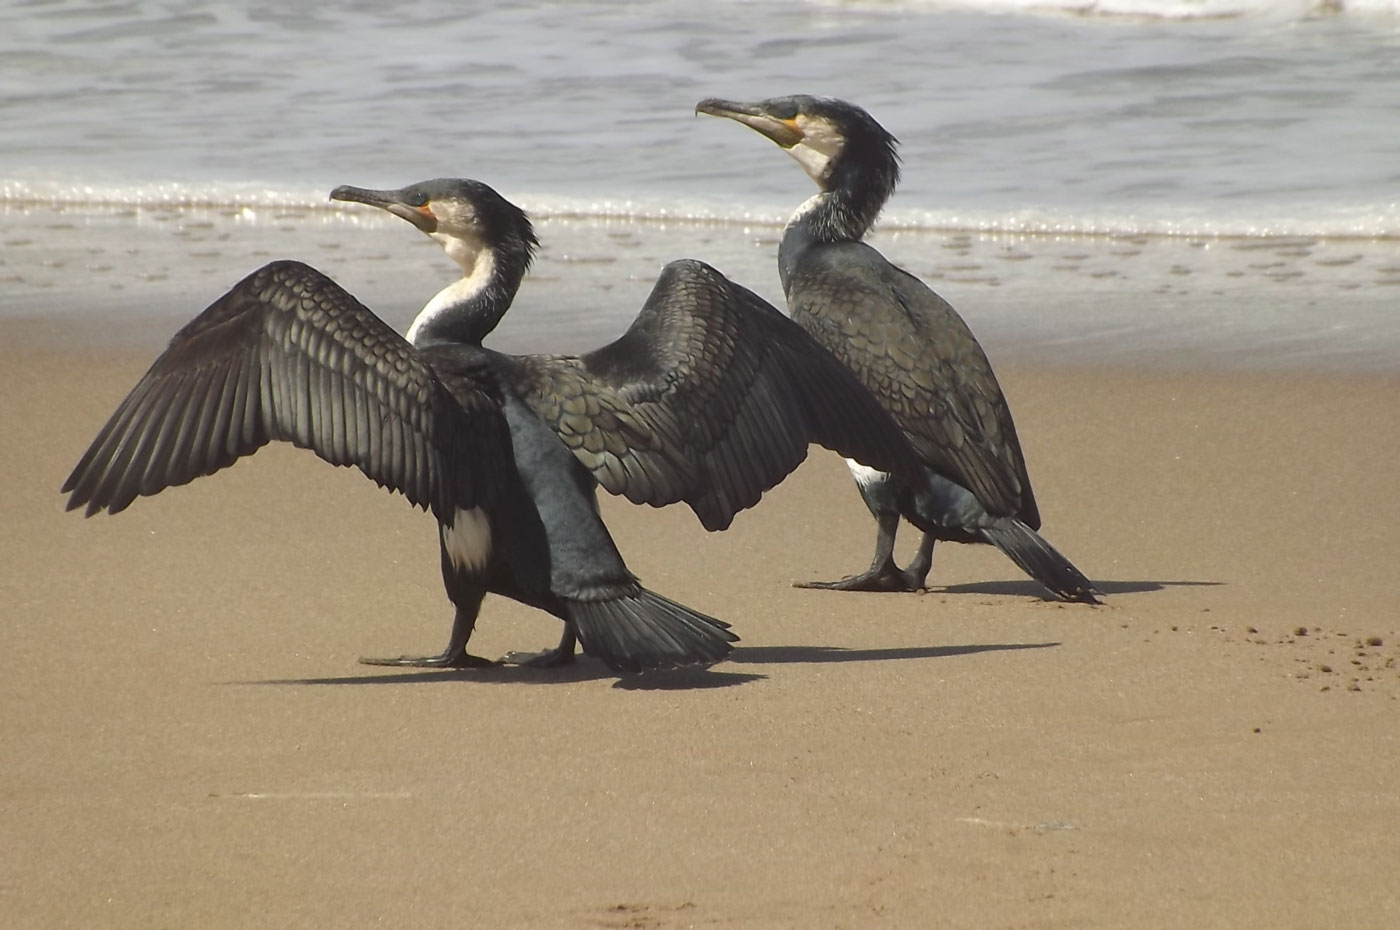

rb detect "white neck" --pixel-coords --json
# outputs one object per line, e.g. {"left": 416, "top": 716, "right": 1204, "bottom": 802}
{"left": 406, "top": 239, "right": 496, "bottom": 346}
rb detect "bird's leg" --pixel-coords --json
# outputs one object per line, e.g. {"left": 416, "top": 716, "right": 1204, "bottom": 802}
{"left": 898, "top": 533, "right": 936, "bottom": 591}
{"left": 500, "top": 624, "right": 579, "bottom": 668}
{"left": 359, "top": 601, "right": 497, "bottom": 668}
{"left": 795, "top": 512, "right": 919, "bottom": 592}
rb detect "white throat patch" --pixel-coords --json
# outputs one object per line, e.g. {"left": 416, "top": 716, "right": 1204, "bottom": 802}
{"left": 786, "top": 115, "right": 845, "bottom": 184}
{"left": 440, "top": 506, "right": 492, "bottom": 573}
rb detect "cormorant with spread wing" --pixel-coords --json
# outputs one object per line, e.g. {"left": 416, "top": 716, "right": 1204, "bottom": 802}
{"left": 64, "top": 177, "right": 921, "bottom": 674}
{"left": 698, "top": 95, "right": 1099, "bottom": 602}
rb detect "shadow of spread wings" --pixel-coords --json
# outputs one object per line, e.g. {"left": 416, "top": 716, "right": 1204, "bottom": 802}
{"left": 789, "top": 242, "right": 1040, "bottom": 526}
{"left": 62, "top": 260, "right": 512, "bottom": 520}
{"left": 499, "top": 258, "right": 921, "bottom": 531}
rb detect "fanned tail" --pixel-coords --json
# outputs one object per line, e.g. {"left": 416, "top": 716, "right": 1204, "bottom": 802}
{"left": 567, "top": 590, "right": 737, "bottom": 674}
{"left": 979, "top": 519, "right": 1101, "bottom": 604}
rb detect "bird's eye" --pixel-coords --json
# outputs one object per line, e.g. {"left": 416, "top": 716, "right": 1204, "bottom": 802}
{"left": 768, "top": 100, "right": 799, "bottom": 120}
{"left": 405, "top": 191, "right": 429, "bottom": 207}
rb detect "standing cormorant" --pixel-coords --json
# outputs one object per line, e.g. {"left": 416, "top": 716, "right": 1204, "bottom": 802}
{"left": 64, "top": 177, "right": 922, "bottom": 673}
{"left": 698, "top": 95, "right": 1099, "bottom": 602}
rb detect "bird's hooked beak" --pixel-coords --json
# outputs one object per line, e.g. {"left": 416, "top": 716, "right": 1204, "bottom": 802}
{"left": 330, "top": 185, "right": 438, "bottom": 233}
{"left": 696, "top": 98, "right": 803, "bottom": 149}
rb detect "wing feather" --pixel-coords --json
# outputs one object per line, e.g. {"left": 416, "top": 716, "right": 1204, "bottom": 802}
{"left": 504, "top": 259, "right": 921, "bottom": 531}
{"left": 63, "top": 260, "right": 509, "bottom": 520}
{"left": 201, "top": 355, "right": 240, "bottom": 472}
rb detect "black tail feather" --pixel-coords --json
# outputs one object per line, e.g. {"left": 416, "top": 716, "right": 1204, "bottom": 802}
{"left": 979, "top": 519, "right": 1101, "bottom": 604}
{"left": 567, "top": 590, "right": 737, "bottom": 674}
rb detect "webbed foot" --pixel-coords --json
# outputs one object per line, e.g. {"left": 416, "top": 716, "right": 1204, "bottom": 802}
{"left": 499, "top": 647, "right": 577, "bottom": 668}
{"left": 499, "top": 627, "right": 578, "bottom": 669}
{"left": 794, "top": 566, "right": 925, "bottom": 593}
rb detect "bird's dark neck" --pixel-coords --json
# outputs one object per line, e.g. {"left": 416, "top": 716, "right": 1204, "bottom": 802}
{"left": 407, "top": 244, "right": 526, "bottom": 348}
{"left": 778, "top": 160, "right": 893, "bottom": 292}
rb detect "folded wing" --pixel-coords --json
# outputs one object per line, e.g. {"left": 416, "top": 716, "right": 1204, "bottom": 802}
{"left": 788, "top": 243, "right": 1040, "bottom": 527}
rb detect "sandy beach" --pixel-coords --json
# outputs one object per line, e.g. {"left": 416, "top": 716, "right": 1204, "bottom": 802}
{"left": 6, "top": 0, "right": 1398, "bottom": 921}
{"left": 4, "top": 296, "right": 1398, "bottom": 928}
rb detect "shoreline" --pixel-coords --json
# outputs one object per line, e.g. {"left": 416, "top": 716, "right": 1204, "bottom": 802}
{"left": 4, "top": 204, "right": 1399, "bottom": 374}
{"left": 8, "top": 191, "right": 1398, "bottom": 241}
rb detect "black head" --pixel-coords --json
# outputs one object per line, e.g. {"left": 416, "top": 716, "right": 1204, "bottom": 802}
{"left": 331, "top": 178, "right": 539, "bottom": 274}
{"left": 696, "top": 95, "right": 900, "bottom": 201}
{"left": 332, "top": 179, "right": 541, "bottom": 346}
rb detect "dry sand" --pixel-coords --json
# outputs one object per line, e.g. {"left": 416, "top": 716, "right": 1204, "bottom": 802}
{"left": 3, "top": 333, "right": 1399, "bottom": 928}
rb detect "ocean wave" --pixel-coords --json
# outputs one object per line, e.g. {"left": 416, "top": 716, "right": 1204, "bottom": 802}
{"left": 3, "top": 179, "right": 1395, "bottom": 241}
{"left": 0, "top": 179, "right": 332, "bottom": 211}
{"left": 822, "top": 0, "right": 1400, "bottom": 21}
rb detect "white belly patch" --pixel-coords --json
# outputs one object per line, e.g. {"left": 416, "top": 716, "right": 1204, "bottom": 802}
{"left": 845, "top": 458, "right": 889, "bottom": 490}
{"left": 440, "top": 506, "right": 492, "bottom": 573}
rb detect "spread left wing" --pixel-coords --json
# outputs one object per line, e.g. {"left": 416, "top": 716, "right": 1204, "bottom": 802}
{"left": 62, "top": 260, "right": 509, "bottom": 521}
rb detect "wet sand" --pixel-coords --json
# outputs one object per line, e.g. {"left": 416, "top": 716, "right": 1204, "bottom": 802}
{"left": 6, "top": 202, "right": 1400, "bottom": 370}
{"left": 4, "top": 312, "right": 1398, "bottom": 927}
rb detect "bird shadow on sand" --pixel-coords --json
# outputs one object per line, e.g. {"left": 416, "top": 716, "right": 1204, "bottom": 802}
{"left": 931, "top": 579, "right": 1224, "bottom": 600}
{"left": 728, "top": 641, "right": 1059, "bottom": 665}
{"left": 612, "top": 668, "right": 766, "bottom": 691}
{"left": 240, "top": 660, "right": 764, "bottom": 690}
{"left": 240, "top": 640, "right": 1067, "bottom": 690}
